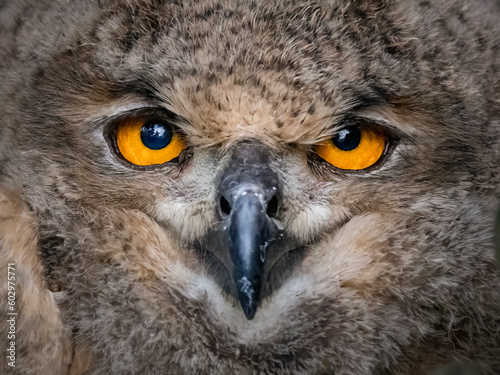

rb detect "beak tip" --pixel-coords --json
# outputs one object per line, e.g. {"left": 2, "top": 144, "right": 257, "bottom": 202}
{"left": 239, "top": 293, "right": 258, "bottom": 320}
{"left": 236, "top": 276, "right": 260, "bottom": 320}
{"left": 242, "top": 304, "right": 257, "bottom": 320}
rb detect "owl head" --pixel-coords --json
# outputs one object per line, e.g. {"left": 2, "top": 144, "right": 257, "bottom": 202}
{"left": 0, "top": 0, "right": 499, "bottom": 374}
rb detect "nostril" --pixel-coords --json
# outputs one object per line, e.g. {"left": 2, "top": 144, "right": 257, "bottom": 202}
{"left": 266, "top": 196, "right": 278, "bottom": 218}
{"left": 220, "top": 196, "right": 232, "bottom": 216}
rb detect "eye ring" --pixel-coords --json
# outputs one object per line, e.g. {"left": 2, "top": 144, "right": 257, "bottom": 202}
{"left": 114, "top": 115, "right": 187, "bottom": 166}
{"left": 315, "top": 122, "right": 387, "bottom": 170}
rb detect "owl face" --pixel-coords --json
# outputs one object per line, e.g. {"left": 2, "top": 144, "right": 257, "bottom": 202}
{"left": 2, "top": 0, "right": 499, "bottom": 373}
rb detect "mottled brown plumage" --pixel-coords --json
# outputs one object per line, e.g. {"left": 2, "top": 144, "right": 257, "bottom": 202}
{"left": 0, "top": 0, "right": 499, "bottom": 374}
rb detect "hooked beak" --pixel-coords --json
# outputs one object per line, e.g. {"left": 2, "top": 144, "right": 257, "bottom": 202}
{"left": 200, "top": 142, "right": 290, "bottom": 320}
{"left": 227, "top": 186, "right": 281, "bottom": 319}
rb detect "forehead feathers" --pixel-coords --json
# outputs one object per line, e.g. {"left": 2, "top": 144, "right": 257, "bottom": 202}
{"left": 6, "top": 0, "right": 497, "bottom": 154}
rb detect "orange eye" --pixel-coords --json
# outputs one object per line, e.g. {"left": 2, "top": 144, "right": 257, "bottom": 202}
{"left": 115, "top": 117, "right": 186, "bottom": 166}
{"left": 315, "top": 124, "right": 386, "bottom": 170}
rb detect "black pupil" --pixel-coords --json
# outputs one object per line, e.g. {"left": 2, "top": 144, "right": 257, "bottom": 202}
{"left": 332, "top": 126, "right": 361, "bottom": 151}
{"left": 140, "top": 122, "right": 173, "bottom": 150}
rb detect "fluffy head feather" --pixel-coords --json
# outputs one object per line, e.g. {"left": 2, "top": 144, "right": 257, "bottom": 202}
{"left": 0, "top": 0, "right": 499, "bottom": 374}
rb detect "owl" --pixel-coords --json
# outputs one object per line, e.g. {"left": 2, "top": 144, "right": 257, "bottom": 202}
{"left": 0, "top": 0, "right": 499, "bottom": 374}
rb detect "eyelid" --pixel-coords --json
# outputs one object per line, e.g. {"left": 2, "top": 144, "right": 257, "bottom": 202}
{"left": 353, "top": 111, "right": 412, "bottom": 142}
{"left": 334, "top": 117, "right": 403, "bottom": 147}
{"left": 103, "top": 107, "right": 184, "bottom": 141}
